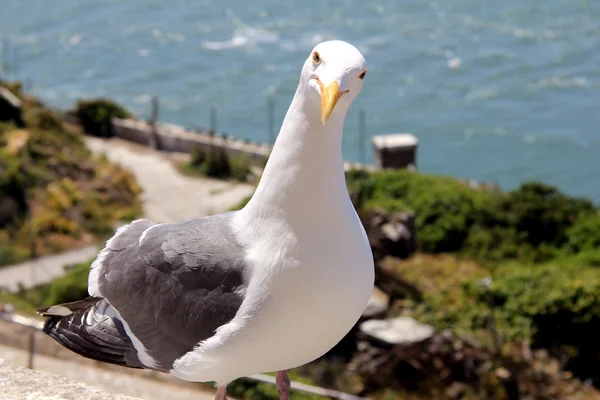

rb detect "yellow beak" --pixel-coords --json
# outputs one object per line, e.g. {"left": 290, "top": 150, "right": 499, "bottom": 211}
{"left": 320, "top": 80, "right": 347, "bottom": 126}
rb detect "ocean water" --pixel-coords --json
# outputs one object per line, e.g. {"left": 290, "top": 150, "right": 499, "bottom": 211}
{"left": 2, "top": 0, "right": 599, "bottom": 202}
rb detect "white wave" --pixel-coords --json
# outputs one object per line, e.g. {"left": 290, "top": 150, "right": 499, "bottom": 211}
{"left": 167, "top": 32, "right": 185, "bottom": 42}
{"left": 512, "top": 28, "right": 536, "bottom": 39}
{"left": 465, "top": 87, "right": 499, "bottom": 101}
{"left": 465, "top": 127, "right": 507, "bottom": 137}
{"left": 69, "top": 34, "right": 82, "bottom": 46}
{"left": 279, "top": 32, "right": 336, "bottom": 52}
{"left": 528, "top": 76, "right": 588, "bottom": 91}
{"left": 202, "top": 26, "right": 278, "bottom": 51}
{"left": 447, "top": 56, "right": 462, "bottom": 69}
{"left": 357, "top": 34, "right": 391, "bottom": 55}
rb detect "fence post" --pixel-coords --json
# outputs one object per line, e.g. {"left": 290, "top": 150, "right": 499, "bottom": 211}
{"left": 210, "top": 105, "right": 217, "bottom": 134}
{"left": 149, "top": 96, "right": 160, "bottom": 150}
{"left": 27, "top": 329, "right": 36, "bottom": 369}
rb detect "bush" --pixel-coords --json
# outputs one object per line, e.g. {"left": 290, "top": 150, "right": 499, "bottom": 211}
{"left": 23, "top": 108, "right": 65, "bottom": 131}
{"left": 346, "top": 170, "right": 597, "bottom": 262}
{"left": 413, "top": 260, "right": 600, "bottom": 383}
{"left": 74, "top": 98, "right": 131, "bottom": 137}
{"left": 566, "top": 214, "right": 600, "bottom": 253}
{"left": 0, "top": 94, "right": 141, "bottom": 266}
{"left": 494, "top": 182, "right": 594, "bottom": 247}
{"left": 0, "top": 243, "right": 30, "bottom": 267}
{"left": 43, "top": 261, "right": 91, "bottom": 306}
{"left": 346, "top": 169, "right": 492, "bottom": 253}
{"left": 183, "top": 147, "right": 253, "bottom": 182}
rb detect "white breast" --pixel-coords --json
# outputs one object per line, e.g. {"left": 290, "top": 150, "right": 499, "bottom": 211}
{"left": 171, "top": 202, "right": 374, "bottom": 385}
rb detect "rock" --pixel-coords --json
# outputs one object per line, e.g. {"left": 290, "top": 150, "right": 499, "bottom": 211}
{"left": 495, "top": 367, "right": 511, "bottom": 380}
{"left": 362, "top": 286, "right": 390, "bottom": 318}
{"left": 0, "top": 360, "right": 138, "bottom": 400}
{"left": 0, "top": 86, "right": 24, "bottom": 127}
{"left": 381, "top": 223, "right": 401, "bottom": 241}
{"left": 359, "top": 316, "right": 434, "bottom": 346}
{"left": 366, "top": 209, "right": 417, "bottom": 261}
{"left": 445, "top": 382, "right": 466, "bottom": 399}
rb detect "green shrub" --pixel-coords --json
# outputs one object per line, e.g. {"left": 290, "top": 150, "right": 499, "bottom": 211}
{"left": 418, "top": 261, "right": 600, "bottom": 345}
{"left": 0, "top": 244, "right": 30, "bottom": 267}
{"left": 346, "top": 170, "right": 597, "bottom": 262}
{"left": 229, "top": 153, "right": 253, "bottom": 182}
{"left": 0, "top": 96, "right": 141, "bottom": 266}
{"left": 43, "top": 261, "right": 91, "bottom": 306}
{"left": 0, "top": 121, "right": 17, "bottom": 136}
{"left": 346, "top": 169, "right": 492, "bottom": 253}
{"left": 565, "top": 214, "right": 600, "bottom": 253}
{"left": 74, "top": 98, "right": 131, "bottom": 137}
{"left": 496, "top": 182, "right": 594, "bottom": 247}
{"left": 183, "top": 147, "right": 253, "bottom": 182}
{"left": 23, "top": 108, "right": 65, "bottom": 131}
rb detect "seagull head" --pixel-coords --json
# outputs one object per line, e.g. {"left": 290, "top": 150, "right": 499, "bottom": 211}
{"left": 302, "top": 40, "right": 367, "bottom": 126}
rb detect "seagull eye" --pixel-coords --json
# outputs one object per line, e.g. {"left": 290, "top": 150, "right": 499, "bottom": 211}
{"left": 359, "top": 70, "right": 367, "bottom": 80}
{"left": 312, "top": 51, "right": 321, "bottom": 63}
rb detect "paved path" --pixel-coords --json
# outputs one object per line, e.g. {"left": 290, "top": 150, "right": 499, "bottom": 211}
{"left": 85, "top": 137, "right": 254, "bottom": 223}
{"left": 0, "top": 246, "right": 100, "bottom": 292}
{"left": 0, "top": 344, "right": 216, "bottom": 400}
{"left": 0, "top": 138, "right": 255, "bottom": 293}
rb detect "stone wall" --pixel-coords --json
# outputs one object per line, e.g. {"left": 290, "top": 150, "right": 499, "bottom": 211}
{"left": 110, "top": 118, "right": 271, "bottom": 162}
{"left": 0, "top": 360, "right": 138, "bottom": 400}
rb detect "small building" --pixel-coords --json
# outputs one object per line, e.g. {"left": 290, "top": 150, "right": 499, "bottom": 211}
{"left": 372, "top": 133, "right": 418, "bottom": 170}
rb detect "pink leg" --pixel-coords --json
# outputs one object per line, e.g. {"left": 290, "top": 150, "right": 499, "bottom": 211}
{"left": 215, "top": 386, "right": 228, "bottom": 400}
{"left": 276, "top": 370, "right": 291, "bottom": 400}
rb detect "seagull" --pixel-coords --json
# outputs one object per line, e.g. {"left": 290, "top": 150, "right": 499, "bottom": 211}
{"left": 37, "top": 40, "right": 374, "bottom": 400}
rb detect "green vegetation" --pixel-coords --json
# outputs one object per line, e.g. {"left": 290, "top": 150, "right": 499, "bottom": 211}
{"left": 73, "top": 98, "right": 131, "bottom": 137}
{"left": 0, "top": 81, "right": 142, "bottom": 267}
{"left": 346, "top": 169, "right": 596, "bottom": 263}
{"left": 345, "top": 168, "right": 600, "bottom": 394}
{"left": 179, "top": 147, "right": 264, "bottom": 183}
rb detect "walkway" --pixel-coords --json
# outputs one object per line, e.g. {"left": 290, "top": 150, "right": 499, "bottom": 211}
{"left": 0, "top": 138, "right": 255, "bottom": 293}
{"left": 0, "top": 246, "right": 100, "bottom": 292}
{"left": 85, "top": 137, "right": 254, "bottom": 223}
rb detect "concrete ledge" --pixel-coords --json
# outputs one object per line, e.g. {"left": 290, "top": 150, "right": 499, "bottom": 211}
{"left": 111, "top": 117, "right": 271, "bottom": 162}
{"left": 0, "top": 360, "right": 138, "bottom": 400}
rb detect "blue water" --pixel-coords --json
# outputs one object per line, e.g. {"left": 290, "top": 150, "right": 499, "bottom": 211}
{"left": 2, "top": 0, "right": 600, "bottom": 203}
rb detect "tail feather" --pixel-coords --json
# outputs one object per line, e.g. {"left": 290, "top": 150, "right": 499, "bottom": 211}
{"left": 37, "top": 297, "right": 144, "bottom": 369}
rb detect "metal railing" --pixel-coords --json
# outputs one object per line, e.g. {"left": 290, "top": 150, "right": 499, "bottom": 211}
{"left": 0, "top": 310, "right": 367, "bottom": 400}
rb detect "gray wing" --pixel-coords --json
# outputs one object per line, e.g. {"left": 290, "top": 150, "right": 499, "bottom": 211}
{"left": 90, "top": 213, "right": 247, "bottom": 371}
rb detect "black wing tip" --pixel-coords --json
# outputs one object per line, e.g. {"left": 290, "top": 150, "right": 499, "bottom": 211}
{"left": 41, "top": 315, "right": 60, "bottom": 334}
{"left": 39, "top": 299, "right": 145, "bottom": 370}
